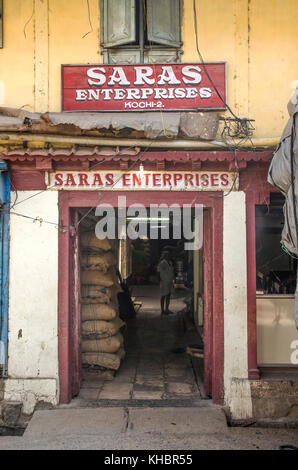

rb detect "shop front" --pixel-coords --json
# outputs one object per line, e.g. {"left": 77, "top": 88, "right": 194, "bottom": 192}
{"left": 0, "top": 61, "right": 297, "bottom": 420}
{"left": 1, "top": 141, "right": 285, "bottom": 418}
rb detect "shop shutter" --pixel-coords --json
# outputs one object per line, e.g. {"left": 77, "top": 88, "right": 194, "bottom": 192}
{"left": 0, "top": 0, "right": 3, "bottom": 48}
{"left": 147, "top": 0, "right": 181, "bottom": 48}
{"left": 102, "top": 0, "right": 136, "bottom": 48}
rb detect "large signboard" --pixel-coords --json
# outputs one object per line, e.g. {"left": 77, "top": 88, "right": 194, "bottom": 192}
{"left": 47, "top": 170, "right": 238, "bottom": 191}
{"left": 62, "top": 63, "right": 226, "bottom": 112}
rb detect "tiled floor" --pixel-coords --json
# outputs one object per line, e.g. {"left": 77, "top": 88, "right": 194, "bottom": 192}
{"left": 78, "top": 286, "right": 203, "bottom": 402}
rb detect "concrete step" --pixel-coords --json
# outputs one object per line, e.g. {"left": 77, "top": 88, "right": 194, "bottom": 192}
{"left": 24, "top": 406, "right": 227, "bottom": 438}
{"left": 127, "top": 407, "right": 227, "bottom": 434}
{"left": 24, "top": 408, "right": 126, "bottom": 437}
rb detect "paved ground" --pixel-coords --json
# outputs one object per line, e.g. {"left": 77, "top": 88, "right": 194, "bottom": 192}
{"left": 2, "top": 287, "right": 297, "bottom": 450}
{"left": 76, "top": 286, "right": 204, "bottom": 403}
{"left": 0, "top": 407, "right": 298, "bottom": 450}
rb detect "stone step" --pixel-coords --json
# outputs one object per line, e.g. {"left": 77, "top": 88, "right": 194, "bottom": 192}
{"left": 24, "top": 406, "right": 227, "bottom": 437}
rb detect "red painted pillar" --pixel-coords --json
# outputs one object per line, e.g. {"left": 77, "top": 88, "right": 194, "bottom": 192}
{"left": 246, "top": 191, "right": 260, "bottom": 380}
{"left": 203, "top": 199, "right": 224, "bottom": 403}
{"left": 211, "top": 198, "right": 224, "bottom": 403}
{"left": 203, "top": 209, "right": 213, "bottom": 397}
{"left": 58, "top": 192, "right": 72, "bottom": 404}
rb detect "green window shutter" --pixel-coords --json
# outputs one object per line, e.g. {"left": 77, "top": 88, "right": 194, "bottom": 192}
{"left": 102, "top": 0, "right": 136, "bottom": 48}
{"left": 0, "top": 0, "right": 3, "bottom": 48}
{"left": 147, "top": 0, "right": 181, "bottom": 48}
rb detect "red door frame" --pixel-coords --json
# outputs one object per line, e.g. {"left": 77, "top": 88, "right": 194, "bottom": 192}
{"left": 69, "top": 209, "right": 82, "bottom": 395}
{"left": 246, "top": 189, "right": 272, "bottom": 379}
{"left": 58, "top": 190, "right": 224, "bottom": 404}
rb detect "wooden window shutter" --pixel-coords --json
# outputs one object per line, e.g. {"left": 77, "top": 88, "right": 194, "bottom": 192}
{"left": 102, "top": 0, "right": 136, "bottom": 48}
{"left": 0, "top": 0, "right": 3, "bottom": 48}
{"left": 147, "top": 0, "right": 181, "bottom": 48}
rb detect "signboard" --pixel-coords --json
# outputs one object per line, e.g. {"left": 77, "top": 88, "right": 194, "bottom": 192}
{"left": 47, "top": 170, "right": 238, "bottom": 191}
{"left": 62, "top": 63, "right": 226, "bottom": 112}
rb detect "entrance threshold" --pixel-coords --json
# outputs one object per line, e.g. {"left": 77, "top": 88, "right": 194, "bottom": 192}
{"left": 71, "top": 286, "right": 207, "bottom": 406}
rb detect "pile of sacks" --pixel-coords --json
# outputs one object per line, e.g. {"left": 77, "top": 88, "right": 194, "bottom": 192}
{"left": 80, "top": 232, "right": 125, "bottom": 372}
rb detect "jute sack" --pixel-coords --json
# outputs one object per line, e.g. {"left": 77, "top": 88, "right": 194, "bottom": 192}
{"left": 81, "top": 286, "right": 111, "bottom": 304}
{"left": 82, "top": 332, "right": 123, "bottom": 353}
{"left": 82, "top": 348, "right": 125, "bottom": 370}
{"left": 82, "top": 317, "right": 125, "bottom": 338}
{"left": 81, "top": 270, "right": 114, "bottom": 287}
{"left": 81, "top": 303, "right": 118, "bottom": 321}
{"left": 81, "top": 232, "right": 115, "bottom": 252}
{"left": 81, "top": 252, "right": 116, "bottom": 272}
{"left": 81, "top": 285, "right": 111, "bottom": 297}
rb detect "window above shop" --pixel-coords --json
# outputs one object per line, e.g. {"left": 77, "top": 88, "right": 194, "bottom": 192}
{"left": 256, "top": 194, "right": 297, "bottom": 296}
{"left": 100, "top": 0, "right": 183, "bottom": 64}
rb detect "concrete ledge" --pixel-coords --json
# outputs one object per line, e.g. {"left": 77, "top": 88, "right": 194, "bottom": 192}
{"left": 250, "top": 380, "right": 298, "bottom": 419}
{"left": 3, "top": 378, "right": 58, "bottom": 415}
{"left": 24, "top": 408, "right": 127, "bottom": 437}
{"left": 128, "top": 407, "right": 227, "bottom": 434}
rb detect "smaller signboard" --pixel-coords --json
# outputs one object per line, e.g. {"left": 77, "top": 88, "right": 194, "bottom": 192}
{"left": 62, "top": 63, "right": 226, "bottom": 112}
{"left": 47, "top": 170, "right": 238, "bottom": 191}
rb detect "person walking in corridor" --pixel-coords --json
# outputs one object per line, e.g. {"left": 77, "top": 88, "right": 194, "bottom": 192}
{"left": 157, "top": 251, "right": 175, "bottom": 315}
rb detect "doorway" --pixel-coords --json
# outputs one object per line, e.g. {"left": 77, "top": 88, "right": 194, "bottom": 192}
{"left": 77, "top": 208, "right": 205, "bottom": 402}
{"left": 58, "top": 191, "right": 224, "bottom": 404}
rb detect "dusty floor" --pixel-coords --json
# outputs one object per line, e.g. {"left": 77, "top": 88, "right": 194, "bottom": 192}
{"left": 2, "top": 287, "right": 298, "bottom": 450}
{"left": 76, "top": 285, "right": 204, "bottom": 403}
{"left": 1, "top": 407, "right": 298, "bottom": 450}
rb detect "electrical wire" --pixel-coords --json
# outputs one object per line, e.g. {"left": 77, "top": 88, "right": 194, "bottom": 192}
{"left": 193, "top": 0, "right": 240, "bottom": 121}
{"left": 2, "top": 144, "right": 141, "bottom": 228}
{"left": 9, "top": 1, "right": 260, "bottom": 226}
{"left": 10, "top": 145, "right": 140, "bottom": 209}
{"left": 82, "top": 0, "right": 93, "bottom": 38}
{"left": 12, "top": 185, "right": 56, "bottom": 208}
{"left": 23, "top": 2, "right": 34, "bottom": 39}
{"left": 0, "top": 209, "right": 70, "bottom": 232}
{"left": 8, "top": 174, "right": 18, "bottom": 210}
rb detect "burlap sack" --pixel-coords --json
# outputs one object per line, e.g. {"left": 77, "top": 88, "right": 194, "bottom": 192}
{"left": 81, "top": 252, "right": 116, "bottom": 272}
{"left": 82, "top": 348, "right": 125, "bottom": 370}
{"left": 81, "top": 270, "right": 115, "bottom": 287}
{"left": 82, "top": 332, "right": 123, "bottom": 353}
{"left": 82, "top": 285, "right": 110, "bottom": 297}
{"left": 81, "top": 232, "right": 115, "bottom": 252}
{"left": 82, "top": 303, "right": 118, "bottom": 321}
{"left": 82, "top": 317, "right": 125, "bottom": 338}
{"left": 81, "top": 286, "right": 111, "bottom": 304}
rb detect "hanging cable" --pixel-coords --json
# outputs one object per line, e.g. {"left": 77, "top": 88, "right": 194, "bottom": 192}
{"left": 82, "top": 0, "right": 93, "bottom": 38}
{"left": 193, "top": 0, "right": 241, "bottom": 121}
{"left": 0, "top": 209, "right": 71, "bottom": 232}
{"left": 11, "top": 145, "right": 140, "bottom": 208}
{"left": 23, "top": 1, "right": 34, "bottom": 39}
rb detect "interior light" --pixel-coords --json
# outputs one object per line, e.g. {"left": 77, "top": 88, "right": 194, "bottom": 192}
{"left": 126, "top": 217, "right": 170, "bottom": 221}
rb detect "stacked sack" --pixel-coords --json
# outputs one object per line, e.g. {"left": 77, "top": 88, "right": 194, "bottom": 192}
{"left": 80, "top": 232, "right": 125, "bottom": 373}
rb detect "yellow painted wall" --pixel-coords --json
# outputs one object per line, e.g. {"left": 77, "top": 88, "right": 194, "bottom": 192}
{"left": 0, "top": 0, "right": 297, "bottom": 138}
{"left": 0, "top": 0, "right": 35, "bottom": 110}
